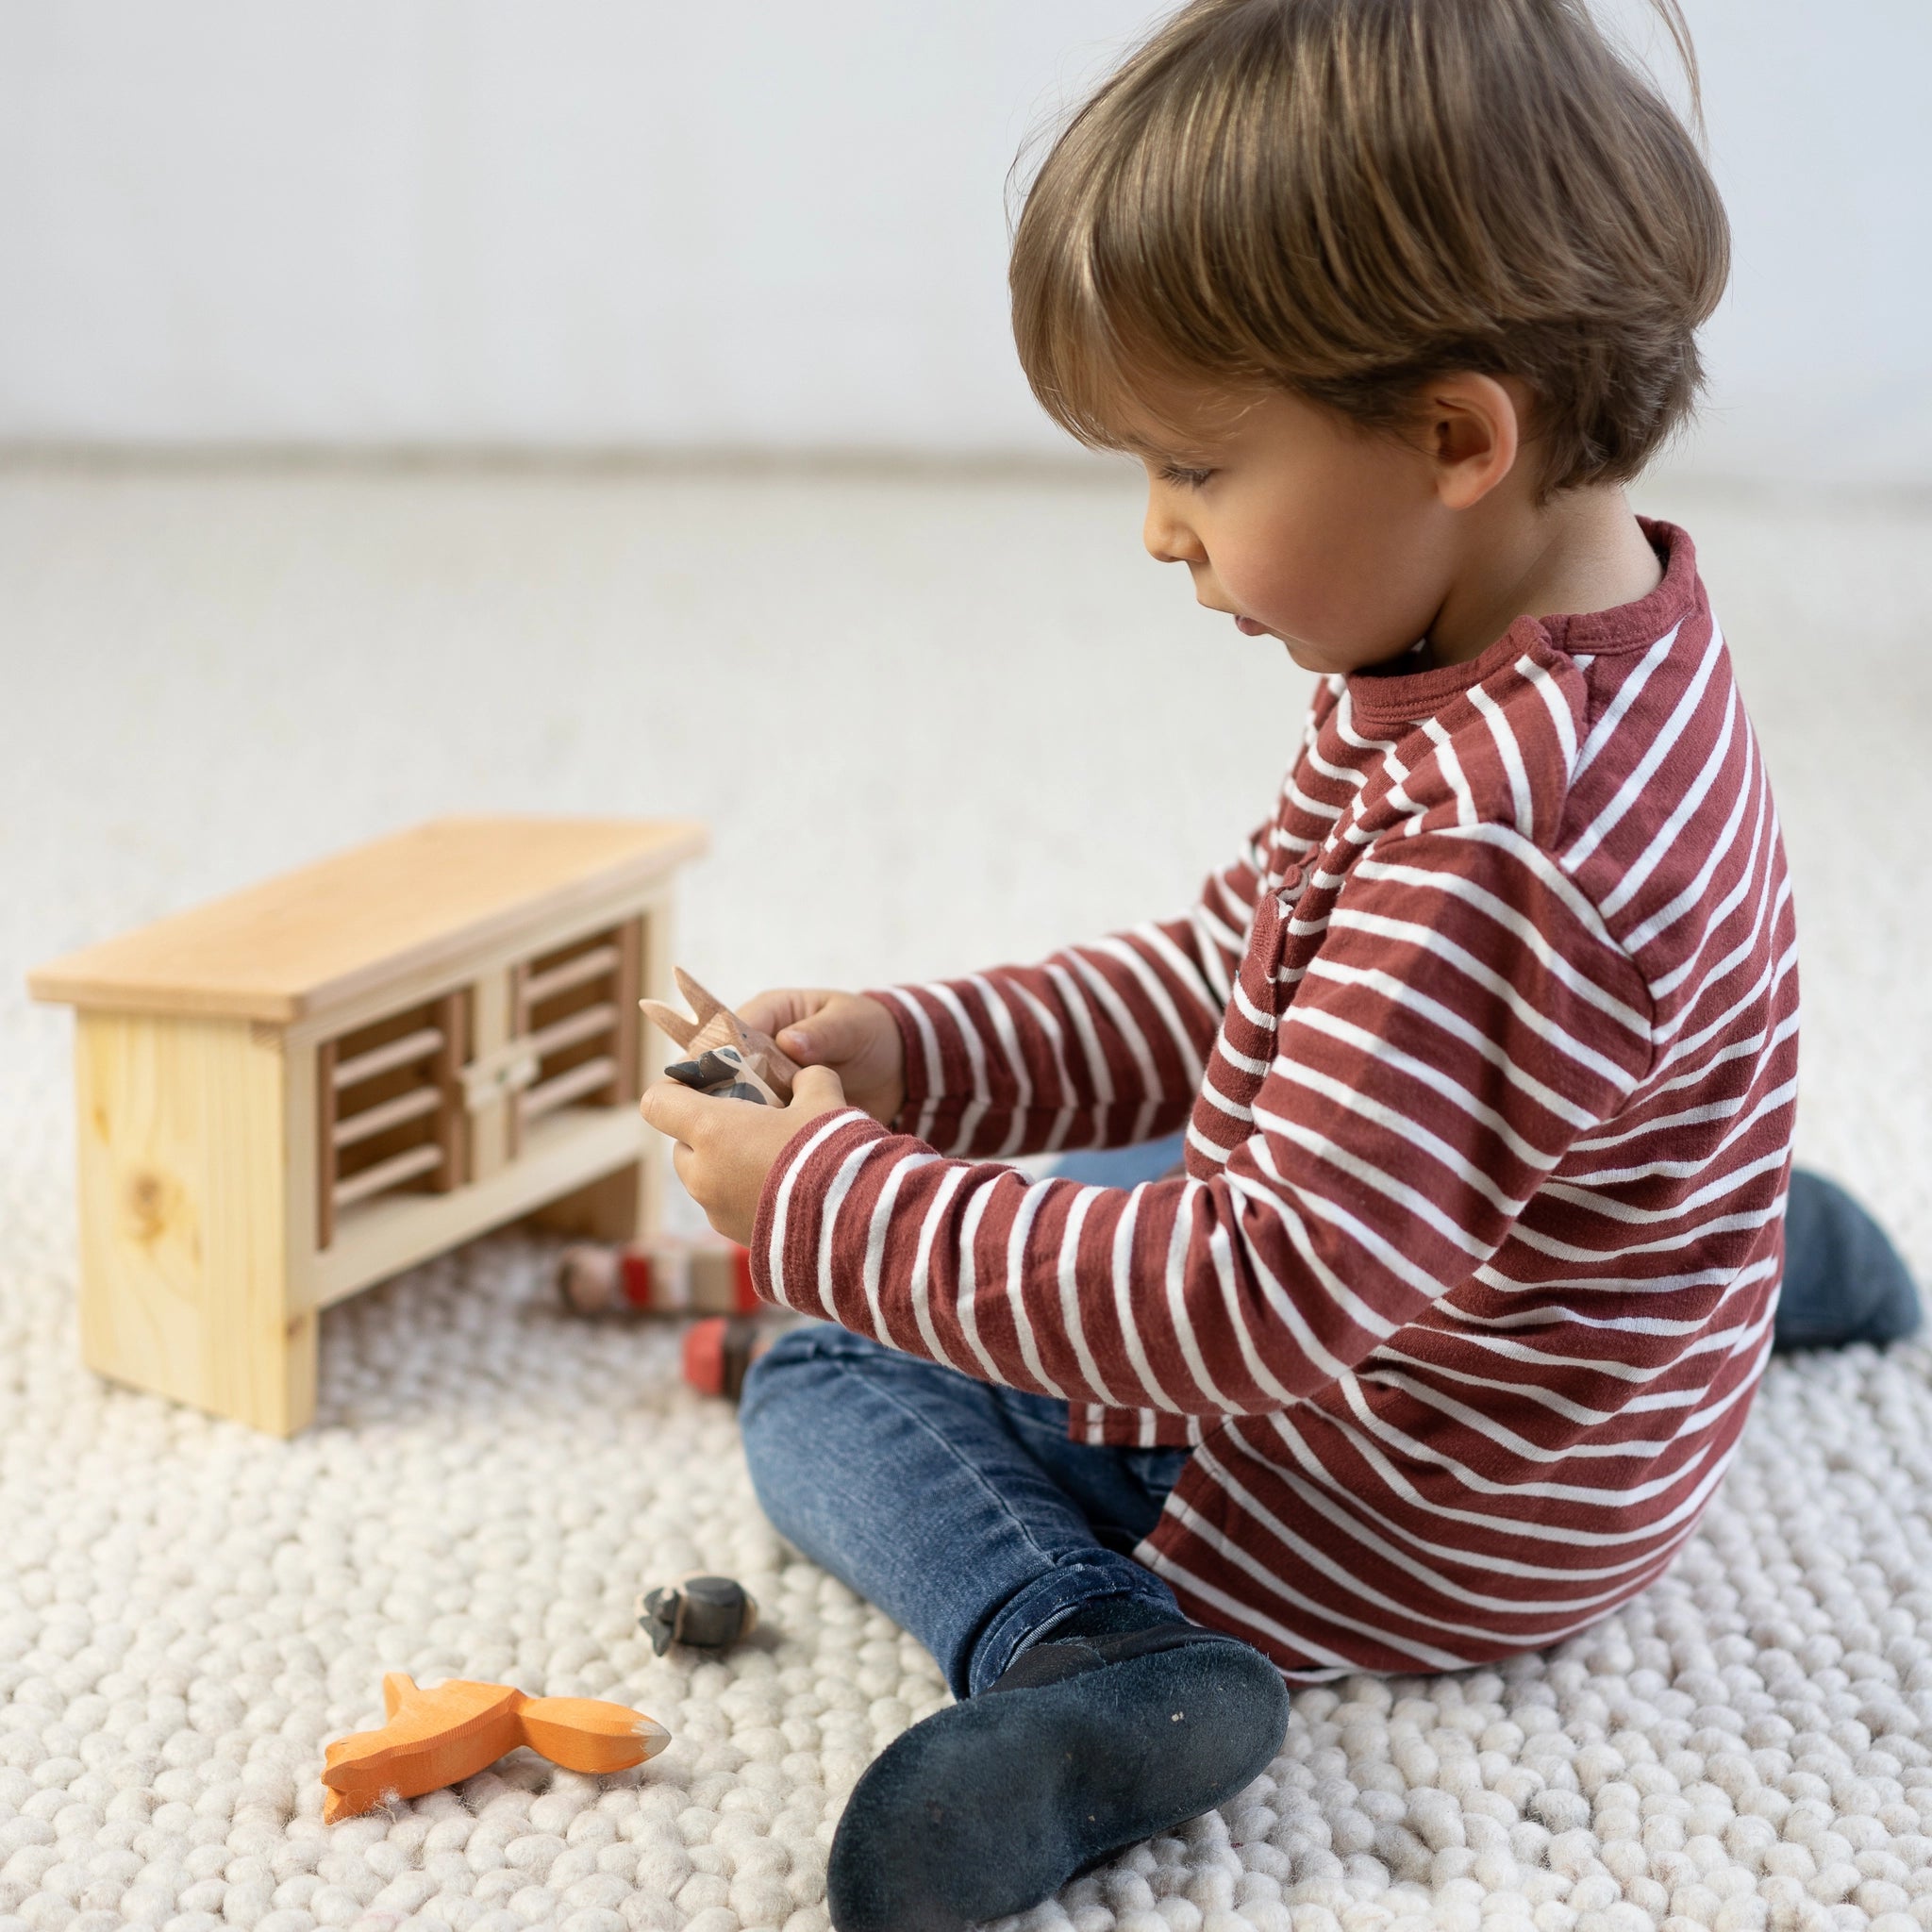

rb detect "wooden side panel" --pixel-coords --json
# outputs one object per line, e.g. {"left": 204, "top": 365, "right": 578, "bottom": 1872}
{"left": 74, "top": 1012, "right": 311, "bottom": 1435}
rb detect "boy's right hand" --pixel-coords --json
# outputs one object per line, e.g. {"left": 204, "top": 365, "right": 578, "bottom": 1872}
{"left": 738, "top": 988, "right": 906, "bottom": 1127}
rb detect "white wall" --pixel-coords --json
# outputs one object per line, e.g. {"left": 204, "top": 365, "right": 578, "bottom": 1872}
{"left": 1, "top": 0, "right": 1926, "bottom": 481}
{"left": 1651, "top": 0, "right": 1932, "bottom": 487}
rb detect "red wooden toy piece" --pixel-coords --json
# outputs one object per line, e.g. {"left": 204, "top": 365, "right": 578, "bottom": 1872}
{"left": 681, "top": 1316, "right": 770, "bottom": 1402}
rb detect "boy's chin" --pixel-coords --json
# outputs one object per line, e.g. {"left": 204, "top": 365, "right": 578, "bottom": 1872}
{"left": 1286, "top": 633, "right": 1425, "bottom": 676}
{"left": 1281, "top": 635, "right": 1350, "bottom": 672}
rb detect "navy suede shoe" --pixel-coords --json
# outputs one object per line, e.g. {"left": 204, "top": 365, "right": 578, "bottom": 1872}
{"left": 1774, "top": 1169, "right": 1922, "bottom": 1352}
{"left": 825, "top": 1624, "right": 1289, "bottom": 1932}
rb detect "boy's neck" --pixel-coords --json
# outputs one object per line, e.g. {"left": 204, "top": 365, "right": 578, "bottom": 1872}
{"left": 1420, "top": 485, "right": 1662, "bottom": 671}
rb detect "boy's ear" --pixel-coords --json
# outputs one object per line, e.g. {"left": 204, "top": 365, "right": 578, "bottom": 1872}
{"left": 1421, "top": 374, "right": 1526, "bottom": 511}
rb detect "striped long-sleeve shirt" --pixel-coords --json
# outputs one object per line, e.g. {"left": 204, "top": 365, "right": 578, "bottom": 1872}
{"left": 751, "top": 522, "right": 1798, "bottom": 1677}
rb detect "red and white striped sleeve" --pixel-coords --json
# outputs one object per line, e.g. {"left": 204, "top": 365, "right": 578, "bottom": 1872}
{"left": 870, "top": 824, "right": 1272, "bottom": 1162}
{"left": 753, "top": 824, "right": 1656, "bottom": 1413}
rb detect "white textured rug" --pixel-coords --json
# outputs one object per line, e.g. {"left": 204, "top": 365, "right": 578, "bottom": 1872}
{"left": 4, "top": 458, "right": 1931, "bottom": 1932}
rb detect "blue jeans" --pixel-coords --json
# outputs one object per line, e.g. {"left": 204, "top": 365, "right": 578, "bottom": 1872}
{"left": 740, "top": 1326, "right": 1191, "bottom": 1698}
{"left": 739, "top": 1138, "right": 1918, "bottom": 1698}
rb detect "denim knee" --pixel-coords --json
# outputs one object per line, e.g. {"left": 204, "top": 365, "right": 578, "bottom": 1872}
{"left": 742, "top": 1323, "right": 885, "bottom": 1417}
{"left": 739, "top": 1324, "right": 888, "bottom": 1484}
{"left": 738, "top": 1326, "right": 816, "bottom": 1466}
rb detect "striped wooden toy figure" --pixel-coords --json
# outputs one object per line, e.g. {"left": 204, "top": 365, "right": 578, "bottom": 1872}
{"left": 556, "top": 1234, "right": 759, "bottom": 1317}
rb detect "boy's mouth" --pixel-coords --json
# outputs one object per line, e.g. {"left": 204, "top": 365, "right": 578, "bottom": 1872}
{"left": 1234, "top": 615, "right": 1270, "bottom": 637}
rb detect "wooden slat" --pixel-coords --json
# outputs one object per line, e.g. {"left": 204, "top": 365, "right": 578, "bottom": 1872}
{"left": 528, "top": 1001, "right": 616, "bottom": 1060}
{"left": 308, "top": 1108, "right": 646, "bottom": 1310}
{"left": 334, "top": 1025, "right": 442, "bottom": 1091}
{"left": 332, "top": 1086, "right": 441, "bottom": 1150}
{"left": 432, "top": 990, "right": 467, "bottom": 1192}
{"left": 523, "top": 944, "right": 619, "bottom": 1008}
{"left": 505, "top": 963, "right": 528, "bottom": 1161}
{"left": 316, "top": 1039, "right": 338, "bottom": 1252}
{"left": 612, "top": 918, "right": 642, "bottom": 1103}
{"left": 334, "top": 1142, "right": 442, "bottom": 1210}
{"left": 520, "top": 1056, "right": 618, "bottom": 1125}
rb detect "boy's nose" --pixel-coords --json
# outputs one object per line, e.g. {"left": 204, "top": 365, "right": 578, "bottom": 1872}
{"left": 1142, "top": 500, "right": 1202, "bottom": 566}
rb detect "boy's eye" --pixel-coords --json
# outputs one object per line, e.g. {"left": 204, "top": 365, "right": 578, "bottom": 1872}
{"left": 1158, "top": 464, "right": 1215, "bottom": 489}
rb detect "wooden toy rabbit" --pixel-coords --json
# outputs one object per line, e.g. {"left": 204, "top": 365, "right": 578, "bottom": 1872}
{"left": 641, "top": 969, "right": 802, "bottom": 1106}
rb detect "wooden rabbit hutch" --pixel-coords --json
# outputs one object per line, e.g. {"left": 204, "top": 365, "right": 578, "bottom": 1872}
{"left": 28, "top": 816, "right": 707, "bottom": 1435}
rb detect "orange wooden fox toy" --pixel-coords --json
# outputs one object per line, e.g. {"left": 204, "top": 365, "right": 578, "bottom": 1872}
{"left": 322, "top": 1674, "right": 671, "bottom": 1823}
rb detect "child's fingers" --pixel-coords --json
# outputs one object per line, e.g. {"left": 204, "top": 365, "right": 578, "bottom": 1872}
{"left": 775, "top": 1001, "right": 869, "bottom": 1067}
{"left": 774, "top": 1024, "right": 819, "bottom": 1060}
{"left": 640, "top": 1077, "right": 720, "bottom": 1145}
{"left": 789, "top": 1063, "right": 848, "bottom": 1111}
{"left": 738, "top": 987, "right": 829, "bottom": 1039}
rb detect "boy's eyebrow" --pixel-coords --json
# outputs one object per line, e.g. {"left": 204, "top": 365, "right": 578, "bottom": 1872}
{"left": 1113, "top": 426, "right": 1224, "bottom": 465}
{"left": 1108, "top": 397, "right": 1252, "bottom": 465}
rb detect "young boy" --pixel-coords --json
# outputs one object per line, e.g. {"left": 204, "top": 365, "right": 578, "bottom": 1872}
{"left": 641, "top": 0, "right": 1804, "bottom": 1924}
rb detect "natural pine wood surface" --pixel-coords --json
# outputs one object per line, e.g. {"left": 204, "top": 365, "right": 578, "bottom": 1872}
{"left": 27, "top": 815, "right": 705, "bottom": 1024}
{"left": 32, "top": 819, "right": 683, "bottom": 1430}
{"left": 74, "top": 1008, "right": 310, "bottom": 1432}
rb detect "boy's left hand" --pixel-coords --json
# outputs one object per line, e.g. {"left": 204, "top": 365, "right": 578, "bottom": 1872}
{"left": 639, "top": 1065, "right": 852, "bottom": 1246}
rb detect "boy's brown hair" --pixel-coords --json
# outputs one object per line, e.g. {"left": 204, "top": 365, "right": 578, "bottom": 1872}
{"left": 1010, "top": 0, "right": 1729, "bottom": 495}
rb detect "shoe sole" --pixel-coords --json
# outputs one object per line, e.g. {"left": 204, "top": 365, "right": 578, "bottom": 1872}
{"left": 826, "top": 1639, "right": 1288, "bottom": 1932}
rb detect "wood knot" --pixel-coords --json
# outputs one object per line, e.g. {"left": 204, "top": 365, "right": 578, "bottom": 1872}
{"left": 124, "top": 1169, "right": 175, "bottom": 1244}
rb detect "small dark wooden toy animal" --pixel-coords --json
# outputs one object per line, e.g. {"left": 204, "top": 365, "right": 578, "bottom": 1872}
{"left": 637, "top": 1574, "right": 759, "bottom": 1655}
{"left": 665, "top": 1043, "right": 771, "bottom": 1104}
